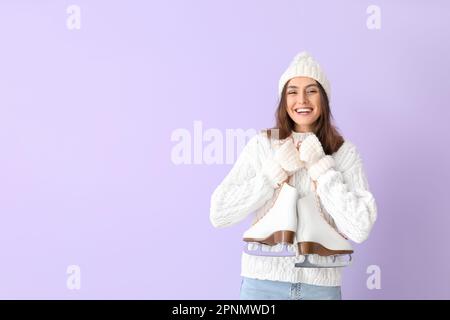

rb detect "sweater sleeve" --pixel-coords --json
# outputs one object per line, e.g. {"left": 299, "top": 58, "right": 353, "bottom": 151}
{"left": 209, "top": 132, "right": 286, "bottom": 228}
{"left": 315, "top": 141, "right": 378, "bottom": 243}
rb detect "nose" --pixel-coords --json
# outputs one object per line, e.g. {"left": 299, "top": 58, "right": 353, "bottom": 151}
{"left": 297, "top": 91, "right": 308, "bottom": 105}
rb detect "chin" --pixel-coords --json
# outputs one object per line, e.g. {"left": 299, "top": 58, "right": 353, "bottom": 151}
{"left": 295, "top": 121, "right": 314, "bottom": 126}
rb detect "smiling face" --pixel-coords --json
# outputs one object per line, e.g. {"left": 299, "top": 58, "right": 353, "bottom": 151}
{"left": 285, "top": 77, "right": 322, "bottom": 133}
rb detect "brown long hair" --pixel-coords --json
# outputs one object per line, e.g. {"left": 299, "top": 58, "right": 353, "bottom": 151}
{"left": 263, "top": 80, "right": 344, "bottom": 155}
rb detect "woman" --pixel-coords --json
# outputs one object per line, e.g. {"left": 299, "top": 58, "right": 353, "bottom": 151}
{"left": 210, "top": 51, "right": 377, "bottom": 300}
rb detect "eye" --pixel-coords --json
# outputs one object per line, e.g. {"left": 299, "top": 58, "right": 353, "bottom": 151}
{"left": 307, "top": 90, "right": 317, "bottom": 94}
{"left": 287, "top": 91, "right": 296, "bottom": 95}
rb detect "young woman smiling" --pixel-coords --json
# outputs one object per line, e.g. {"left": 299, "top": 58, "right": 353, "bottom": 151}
{"left": 210, "top": 52, "right": 377, "bottom": 300}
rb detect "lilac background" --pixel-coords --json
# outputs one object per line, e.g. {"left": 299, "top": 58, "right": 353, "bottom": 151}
{"left": 0, "top": 0, "right": 449, "bottom": 299}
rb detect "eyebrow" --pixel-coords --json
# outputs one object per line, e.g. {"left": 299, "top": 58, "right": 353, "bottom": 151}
{"left": 287, "top": 84, "right": 318, "bottom": 90}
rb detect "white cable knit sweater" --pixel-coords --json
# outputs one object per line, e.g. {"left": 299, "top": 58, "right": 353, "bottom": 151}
{"left": 210, "top": 130, "right": 377, "bottom": 287}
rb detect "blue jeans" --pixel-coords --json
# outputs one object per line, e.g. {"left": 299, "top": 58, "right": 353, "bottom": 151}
{"left": 239, "top": 277, "right": 342, "bottom": 300}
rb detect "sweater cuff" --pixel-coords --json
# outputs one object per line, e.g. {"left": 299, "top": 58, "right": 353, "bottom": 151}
{"left": 308, "top": 155, "right": 335, "bottom": 181}
{"left": 262, "top": 157, "right": 288, "bottom": 188}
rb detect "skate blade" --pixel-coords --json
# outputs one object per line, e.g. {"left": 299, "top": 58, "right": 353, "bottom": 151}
{"left": 243, "top": 243, "right": 296, "bottom": 257}
{"left": 295, "top": 254, "right": 353, "bottom": 268}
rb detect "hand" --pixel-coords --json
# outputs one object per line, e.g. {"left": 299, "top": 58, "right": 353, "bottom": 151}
{"left": 299, "top": 134, "right": 336, "bottom": 181}
{"left": 298, "top": 134, "right": 325, "bottom": 167}
{"left": 274, "top": 139, "right": 304, "bottom": 175}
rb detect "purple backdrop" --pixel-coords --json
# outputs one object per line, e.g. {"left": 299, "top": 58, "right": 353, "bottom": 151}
{"left": 0, "top": 0, "right": 449, "bottom": 299}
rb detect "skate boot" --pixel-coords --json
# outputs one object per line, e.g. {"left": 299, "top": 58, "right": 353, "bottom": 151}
{"left": 294, "top": 186, "right": 353, "bottom": 268}
{"left": 243, "top": 182, "right": 298, "bottom": 257}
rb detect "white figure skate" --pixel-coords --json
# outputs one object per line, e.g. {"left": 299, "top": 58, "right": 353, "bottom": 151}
{"left": 243, "top": 182, "right": 298, "bottom": 257}
{"left": 295, "top": 187, "right": 353, "bottom": 268}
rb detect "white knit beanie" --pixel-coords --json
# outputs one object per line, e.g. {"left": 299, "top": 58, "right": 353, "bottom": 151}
{"left": 278, "top": 51, "right": 331, "bottom": 101}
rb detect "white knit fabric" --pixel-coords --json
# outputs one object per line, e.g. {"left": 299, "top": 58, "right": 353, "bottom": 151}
{"left": 210, "top": 130, "right": 378, "bottom": 286}
{"left": 278, "top": 51, "right": 331, "bottom": 100}
{"left": 309, "top": 155, "right": 336, "bottom": 181}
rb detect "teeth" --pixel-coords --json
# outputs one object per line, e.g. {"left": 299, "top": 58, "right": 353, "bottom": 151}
{"left": 295, "top": 108, "right": 312, "bottom": 113}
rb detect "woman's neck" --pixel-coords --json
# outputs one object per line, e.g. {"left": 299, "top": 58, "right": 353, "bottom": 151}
{"left": 291, "top": 130, "right": 314, "bottom": 142}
